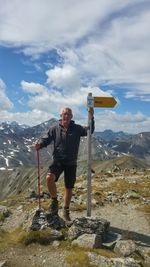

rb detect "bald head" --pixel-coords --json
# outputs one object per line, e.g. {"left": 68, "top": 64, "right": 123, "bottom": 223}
{"left": 60, "top": 107, "right": 73, "bottom": 128}
{"left": 60, "top": 107, "right": 73, "bottom": 118}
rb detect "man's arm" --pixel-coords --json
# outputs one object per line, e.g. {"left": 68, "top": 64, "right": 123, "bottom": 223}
{"left": 33, "top": 128, "right": 54, "bottom": 150}
{"left": 91, "top": 116, "right": 95, "bottom": 134}
{"left": 79, "top": 107, "right": 95, "bottom": 136}
{"left": 88, "top": 107, "right": 95, "bottom": 134}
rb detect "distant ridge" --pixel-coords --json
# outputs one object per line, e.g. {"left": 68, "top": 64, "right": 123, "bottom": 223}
{"left": 0, "top": 119, "right": 150, "bottom": 169}
{"left": 92, "top": 155, "right": 149, "bottom": 172}
{"left": 94, "top": 129, "right": 130, "bottom": 141}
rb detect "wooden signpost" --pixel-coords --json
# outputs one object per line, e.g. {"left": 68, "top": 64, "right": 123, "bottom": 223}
{"left": 87, "top": 93, "right": 117, "bottom": 217}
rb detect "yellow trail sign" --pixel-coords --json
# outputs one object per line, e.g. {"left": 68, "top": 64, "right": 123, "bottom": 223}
{"left": 94, "top": 97, "right": 117, "bottom": 108}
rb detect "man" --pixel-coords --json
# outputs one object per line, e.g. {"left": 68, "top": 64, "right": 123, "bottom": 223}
{"left": 34, "top": 107, "right": 94, "bottom": 221}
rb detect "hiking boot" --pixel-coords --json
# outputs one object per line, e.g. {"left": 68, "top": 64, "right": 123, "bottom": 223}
{"left": 48, "top": 198, "right": 58, "bottom": 215}
{"left": 63, "top": 207, "right": 71, "bottom": 221}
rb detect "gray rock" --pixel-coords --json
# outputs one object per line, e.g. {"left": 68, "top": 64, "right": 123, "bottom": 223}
{"left": 52, "top": 240, "right": 60, "bottom": 247}
{"left": 30, "top": 209, "right": 47, "bottom": 231}
{"left": 0, "top": 205, "right": 10, "bottom": 217}
{"left": 88, "top": 252, "right": 141, "bottom": 267}
{"left": 0, "top": 261, "right": 8, "bottom": 267}
{"left": 114, "top": 240, "right": 136, "bottom": 257}
{"left": 72, "top": 233, "right": 102, "bottom": 249}
{"left": 68, "top": 216, "right": 110, "bottom": 241}
{"left": 144, "top": 256, "right": 150, "bottom": 267}
{"left": 30, "top": 209, "right": 66, "bottom": 231}
{"left": 109, "top": 257, "right": 140, "bottom": 267}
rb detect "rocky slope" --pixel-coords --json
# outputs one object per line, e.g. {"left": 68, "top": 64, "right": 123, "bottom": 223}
{"left": 0, "top": 155, "right": 149, "bottom": 200}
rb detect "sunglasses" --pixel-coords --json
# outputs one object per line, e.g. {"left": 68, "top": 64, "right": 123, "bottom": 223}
{"left": 62, "top": 112, "right": 72, "bottom": 116}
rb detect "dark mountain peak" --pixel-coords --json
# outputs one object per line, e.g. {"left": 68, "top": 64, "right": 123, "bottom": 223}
{"left": 95, "top": 129, "right": 130, "bottom": 141}
{"left": 103, "top": 129, "right": 113, "bottom": 134}
{"left": 31, "top": 118, "right": 57, "bottom": 129}
{"left": 22, "top": 118, "right": 57, "bottom": 137}
{"left": 0, "top": 121, "right": 29, "bottom": 131}
{"left": 137, "top": 132, "right": 150, "bottom": 138}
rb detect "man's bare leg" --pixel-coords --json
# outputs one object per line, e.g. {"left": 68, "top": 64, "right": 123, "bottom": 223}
{"left": 46, "top": 173, "right": 57, "bottom": 198}
{"left": 63, "top": 188, "right": 72, "bottom": 221}
{"left": 64, "top": 188, "right": 72, "bottom": 208}
{"left": 46, "top": 173, "right": 58, "bottom": 214}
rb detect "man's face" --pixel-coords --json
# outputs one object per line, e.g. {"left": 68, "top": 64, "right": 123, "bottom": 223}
{"left": 61, "top": 109, "right": 72, "bottom": 125}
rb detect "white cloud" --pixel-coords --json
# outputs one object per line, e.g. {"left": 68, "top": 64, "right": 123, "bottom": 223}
{"left": 21, "top": 80, "right": 46, "bottom": 94}
{"left": 94, "top": 110, "right": 150, "bottom": 133}
{"left": 0, "top": 0, "right": 150, "bottom": 133}
{"left": 125, "top": 83, "right": 150, "bottom": 102}
{"left": 0, "top": 0, "right": 117, "bottom": 45}
{"left": 0, "top": 109, "right": 54, "bottom": 126}
{"left": 0, "top": 79, "right": 13, "bottom": 110}
{"left": 20, "top": 74, "right": 112, "bottom": 113}
{"left": 67, "top": 12, "right": 150, "bottom": 85}
{"left": 1, "top": 1, "right": 150, "bottom": 92}
{"left": 58, "top": 3, "right": 150, "bottom": 95}
{"left": 46, "top": 65, "right": 80, "bottom": 93}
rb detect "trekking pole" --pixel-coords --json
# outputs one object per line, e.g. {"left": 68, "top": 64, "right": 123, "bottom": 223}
{"left": 37, "top": 150, "right": 41, "bottom": 210}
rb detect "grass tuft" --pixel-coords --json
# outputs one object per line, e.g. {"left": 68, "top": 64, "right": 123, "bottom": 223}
{"left": 65, "top": 250, "right": 96, "bottom": 267}
{"left": 0, "top": 212, "right": 5, "bottom": 222}
{"left": 19, "top": 228, "right": 55, "bottom": 245}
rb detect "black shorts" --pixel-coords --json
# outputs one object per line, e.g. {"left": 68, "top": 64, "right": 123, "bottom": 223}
{"left": 48, "top": 161, "right": 77, "bottom": 189}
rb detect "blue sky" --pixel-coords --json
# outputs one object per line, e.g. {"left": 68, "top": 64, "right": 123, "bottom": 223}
{"left": 0, "top": 0, "right": 150, "bottom": 133}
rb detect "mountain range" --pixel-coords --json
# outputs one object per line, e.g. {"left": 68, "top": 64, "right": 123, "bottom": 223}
{"left": 0, "top": 120, "right": 150, "bottom": 169}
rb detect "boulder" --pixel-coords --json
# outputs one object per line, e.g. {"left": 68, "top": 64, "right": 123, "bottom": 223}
{"left": 68, "top": 216, "right": 110, "bottom": 241}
